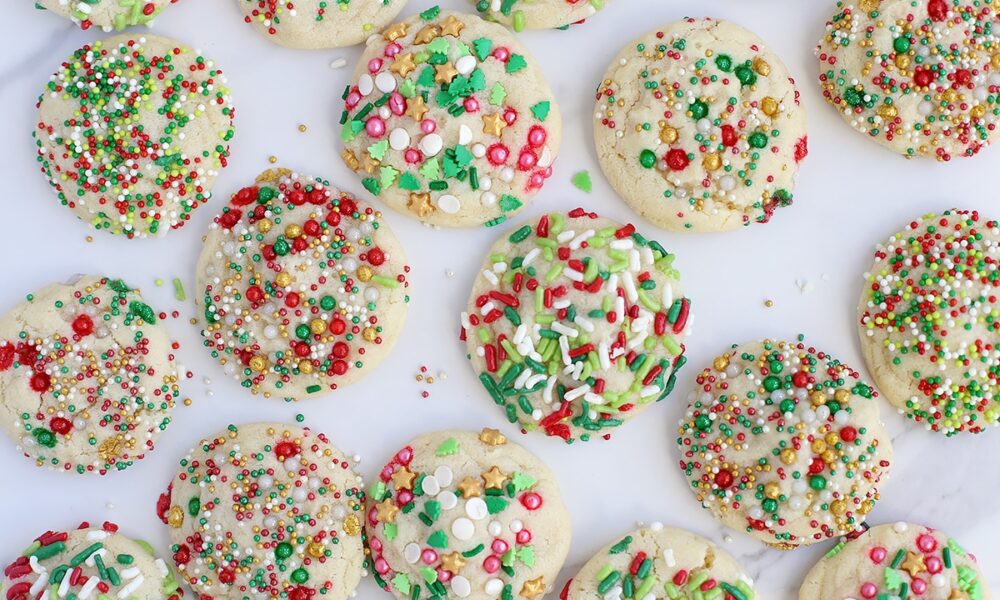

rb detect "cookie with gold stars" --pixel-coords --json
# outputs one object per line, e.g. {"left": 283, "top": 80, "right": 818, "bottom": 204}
{"left": 195, "top": 168, "right": 411, "bottom": 401}
{"left": 236, "top": 0, "right": 407, "bottom": 49}
{"left": 2, "top": 521, "right": 183, "bottom": 599}
{"left": 468, "top": 0, "right": 609, "bottom": 31}
{"left": 340, "top": 7, "right": 562, "bottom": 228}
{"left": 594, "top": 18, "right": 808, "bottom": 232}
{"left": 34, "top": 34, "right": 235, "bottom": 239}
{"left": 676, "top": 338, "right": 893, "bottom": 549}
{"left": 799, "top": 522, "right": 992, "bottom": 600}
{"left": 366, "top": 428, "right": 571, "bottom": 600}
{"left": 816, "top": 0, "right": 1000, "bottom": 161}
{"left": 858, "top": 209, "right": 1000, "bottom": 435}
{"left": 158, "top": 422, "right": 366, "bottom": 600}
{"left": 0, "top": 275, "right": 182, "bottom": 475}
{"left": 563, "top": 522, "right": 757, "bottom": 600}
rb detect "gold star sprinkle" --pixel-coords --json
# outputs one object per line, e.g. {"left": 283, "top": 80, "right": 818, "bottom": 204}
{"left": 481, "top": 466, "right": 507, "bottom": 489}
{"left": 414, "top": 25, "right": 440, "bottom": 45}
{"left": 521, "top": 576, "right": 546, "bottom": 600}
{"left": 391, "top": 466, "right": 417, "bottom": 490}
{"left": 434, "top": 62, "right": 459, "bottom": 85}
{"left": 407, "top": 192, "right": 435, "bottom": 217}
{"left": 479, "top": 428, "right": 506, "bottom": 446}
{"left": 439, "top": 15, "right": 465, "bottom": 37}
{"left": 900, "top": 551, "right": 927, "bottom": 578}
{"left": 405, "top": 96, "right": 429, "bottom": 121}
{"left": 440, "top": 552, "right": 466, "bottom": 574}
{"left": 383, "top": 22, "right": 409, "bottom": 42}
{"left": 456, "top": 476, "right": 482, "bottom": 498}
{"left": 482, "top": 113, "right": 506, "bottom": 137}
{"left": 390, "top": 53, "right": 417, "bottom": 77}
{"left": 375, "top": 499, "right": 400, "bottom": 523}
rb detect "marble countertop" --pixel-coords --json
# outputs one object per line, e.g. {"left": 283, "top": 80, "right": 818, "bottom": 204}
{"left": 1, "top": 0, "right": 999, "bottom": 598}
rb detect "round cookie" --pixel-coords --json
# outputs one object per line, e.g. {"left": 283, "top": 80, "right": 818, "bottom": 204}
{"left": 469, "top": 0, "right": 608, "bottom": 31}
{"left": 859, "top": 209, "right": 1000, "bottom": 435}
{"left": 366, "top": 428, "right": 571, "bottom": 600}
{"left": 563, "top": 523, "right": 757, "bottom": 600}
{"left": 159, "top": 422, "right": 366, "bottom": 600}
{"left": 799, "top": 522, "right": 993, "bottom": 600}
{"left": 2, "top": 521, "right": 182, "bottom": 600}
{"left": 594, "top": 18, "right": 808, "bottom": 232}
{"left": 340, "top": 8, "right": 562, "bottom": 228}
{"left": 816, "top": 0, "right": 1000, "bottom": 161}
{"left": 236, "top": 0, "right": 407, "bottom": 49}
{"left": 196, "top": 168, "right": 411, "bottom": 401}
{"left": 34, "top": 34, "right": 236, "bottom": 239}
{"left": 676, "top": 338, "right": 893, "bottom": 548}
{"left": 0, "top": 275, "right": 181, "bottom": 475}
{"left": 460, "top": 209, "right": 691, "bottom": 444}
{"left": 36, "top": 0, "right": 180, "bottom": 31}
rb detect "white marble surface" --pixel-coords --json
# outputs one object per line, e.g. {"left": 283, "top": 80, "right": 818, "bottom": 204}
{"left": 1, "top": 0, "right": 999, "bottom": 598}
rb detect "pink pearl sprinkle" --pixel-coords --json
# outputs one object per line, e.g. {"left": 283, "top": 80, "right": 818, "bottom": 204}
{"left": 420, "top": 119, "right": 436, "bottom": 134}
{"left": 436, "top": 569, "right": 452, "bottom": 582}
{"left": 493, "top": 47, "right": 510, "bottom": 61}
{"left": 385, "top": 42, "right": 401, "bottom": 57}
{"left": 346, "top": 91, "right": 362, "bottom": 109}
{"left": 869, "top": 547, "right": 887, "bottom": 563}
{"left": 421, "top": 549, "right": 438, "bottom": 565}
{"left": 528, "top": 173, "right": 545, "bottom": 188}
{"left": 503, "top": 108, "right": 518, "bottom": 125}
{"left": 517, "top": 150, "right": 538, "bottom": 171}
{"left": 860, "top": 583, "right": 877, "bottom": 599}
{"left": 374, "top": 558, "right": 390, "bottom": 575}
{"left": 516, "top": 530, "right": 532, "bottom": 544}
{"left": 464, "top": 97, "right": 480, "bottom": 113}
{"left": 926, "top": 556, "right": 943, "bottom": 574}
{"left": 404, "top": 149, "right": 422, "bottom": 164}
{"left": 487, "top": 144, "right": 509, "bottom": 165}
{"left": 397, "top": 490, "right": 413, "bottom": 505}
{"left": 366, "top": 117, "right": 386, "bottom": 138}
{"left": 519, "top": 492, "right": 543, "bottom": 510}
{"left": 368, "top": 58, "right": 383, "bottom": 73}
{"left": 491, "top": 539, "right": 509, "bottom": 554}
{"left": 389, "top": 93, "right": 406, "bottom": 116}
{"left": 396, "top": 447, "right": 412, "bottom": 464}
{"left": 527, "top": 126, "right": 547, "bottom": 147}
{"left": 483, "top": 555, "right": 501, "bottom": 574}
{"left": 911, "top": 578, "right": 927, "bottom": 594}
{"left": 917, "top": 534, "right": 938, "bottom": 553}
{"left": 380, "top": 466, "right": 394, "bottom": 480}
{"left": 370, "top": 537, "right": 383, "bottom": 552}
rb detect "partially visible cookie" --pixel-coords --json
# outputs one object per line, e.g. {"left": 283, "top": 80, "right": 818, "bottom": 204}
{"left": 564, "top": 523, "right": 757, "bottom": 600}
{"left": 196, "top": 168, "right": 411, "bottom": 401}
{"left": 461, "top": 209, "right": 691, "bottom": 443}
{"left": 236, "top": 0, "right": 407, "bottom": 48}
{"left": 816, "top": 0, "right": 1000, "bottom": 160}
{"left": 469, "top": 0, "right": 608, "bottom": 31}
{"left": 1, "top": 521, "right": 181, "bottom": 599}
{"left": 0, "top": 275, "right": 181, "bottom": 475}
{"left": 676, "top": 338, "right": 893, "bottom": 548}
{"left": 34, "top": 34, "right": 235, "bottom": 239}
{"left": 366, "top": 428, "right": 571, "bottom": 600}
{"left": 159, "top": 422, "right": 366, "bottom": 600}
{"left": 859, "top": 209, "right": 1000, "bottom": 435}
{"left": 594, "top": 18, "right": 808, "bottom": 232}
{"left": 36, "top": 0, "right": 180, "bottom": 31}
{"left": 340, "top": 9, "right": 561, "bottom": 228}
{"left": 799, "top": 522, "right": 993, "bottom": 600}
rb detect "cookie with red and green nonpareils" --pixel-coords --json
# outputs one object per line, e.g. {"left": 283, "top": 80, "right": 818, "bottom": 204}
{"left": 594, "top": 18, "right": 808, "bottom": 232}
{"left": 34, "top": 34, "right": 235, "bottom": 239}
{"left": 2, "top": 521, "right": 182, "bottom": 600}
{"left": 859, "top": 209, "right": 1000, "bottom": 435}
{"left": 461, "top": 209, "right": 690, "bottom": 444}
{"left": 196, "top": 169, "right": 410, "bottom": 401}
{"left": 340, "top": 8, "right": 562, "bottom": 228}
{"left": 469, "top": 0, "right": 609, "bottom": 31}
{"left": 159, "top": 423, "right": 366, "bottom": 600}
{"left": 366, "top": 428, "right": 571, "bottom": 600}
{"left": 676, "top": 338, "right": 893, "bottom": 549}
{"left": 799, "top": 522, "right": 993, "bottom": 600}
{"left": 0, "top": 275, "right": 182, "bottom": 475}
{"left": 237, "top": 0, "right": 407, "bottom": 49}
{"left": 816, "top": 0, "right": 1000, "bottom": 161}
{"left": 562, "top": 523, "right": 757, "bottom": 600}
{"left": 36, "top": 0, "right": 181, "bottom": 31}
